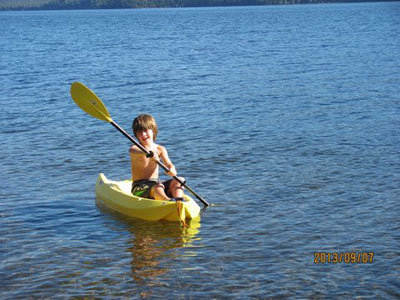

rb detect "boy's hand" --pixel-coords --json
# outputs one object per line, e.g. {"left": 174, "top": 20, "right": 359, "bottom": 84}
{"left": 166, "top": 167, "right": 178, "bottom": 177}
{"left": 147, "top": 150, "right": 160, "bottom": 161}
{"left": 177, "top": 176, "right": 186, "bottom": 186}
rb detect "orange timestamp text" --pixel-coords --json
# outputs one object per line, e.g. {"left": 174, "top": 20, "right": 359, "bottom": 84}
{"left": 314, "top": 252, "right": 374, "bottom": 264}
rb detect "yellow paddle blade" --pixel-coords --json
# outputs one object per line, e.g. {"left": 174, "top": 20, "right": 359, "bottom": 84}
{"left": 70, "top": 82, "right": 113, "bottom": 123}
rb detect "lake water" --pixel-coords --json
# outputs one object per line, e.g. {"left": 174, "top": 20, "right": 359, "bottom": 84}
{"left": 1, "top": 2, "right": 399, "bottom": 298}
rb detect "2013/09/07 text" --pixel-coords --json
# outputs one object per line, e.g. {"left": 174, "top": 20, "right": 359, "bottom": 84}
{"left": 314, "top": 252, "right": 374, "bottom": 264}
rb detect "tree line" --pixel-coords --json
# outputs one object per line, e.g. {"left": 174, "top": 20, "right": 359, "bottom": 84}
{"left": 0, "top": 0, "right": 389, "bottom": 10}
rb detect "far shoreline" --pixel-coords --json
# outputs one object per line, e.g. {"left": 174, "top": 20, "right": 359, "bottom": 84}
{"left": 0, "top": 0, "right": 396, "bottom": 12}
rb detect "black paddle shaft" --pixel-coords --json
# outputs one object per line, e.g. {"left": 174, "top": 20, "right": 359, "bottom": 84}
{"left": 110, "top": 121, "right": 210, "bottom": 207}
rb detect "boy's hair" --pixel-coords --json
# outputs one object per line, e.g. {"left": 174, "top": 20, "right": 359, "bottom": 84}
{"left": 132, "top": 114, "right": 158, "bottom": 141}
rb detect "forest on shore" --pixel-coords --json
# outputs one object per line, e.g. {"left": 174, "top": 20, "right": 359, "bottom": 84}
{"left": 0, "top": 0, "right": 392, "bottom": 10}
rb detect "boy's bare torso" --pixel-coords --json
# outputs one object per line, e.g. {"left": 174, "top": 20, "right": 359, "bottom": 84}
{"left": 129, "top": 144, "right": 162, "bottom": 181}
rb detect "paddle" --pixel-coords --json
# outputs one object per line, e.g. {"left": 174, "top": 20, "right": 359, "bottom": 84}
{"left": 70, "top": 82, "right": 210, "bottom": 207}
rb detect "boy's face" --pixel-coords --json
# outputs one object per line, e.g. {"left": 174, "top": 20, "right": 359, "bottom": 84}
{"left": 136, "top": 128, "right": 154, "bottom": 146}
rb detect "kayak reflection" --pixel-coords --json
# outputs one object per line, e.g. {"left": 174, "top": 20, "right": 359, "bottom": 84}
{"left": 127, "top": 217, "right": 201, "bottom": 282}
{"left": 96, "top": 201, "right": 201, "bottom": 283}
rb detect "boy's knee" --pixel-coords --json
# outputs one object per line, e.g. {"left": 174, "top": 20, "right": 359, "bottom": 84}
{"left": 174, "top": 176, "right": 185, "bottom": 186}
{"left": 154, "top": 183, "right": 165, "bottom": 192}
{"left": 172, "top": 180, "right": 184, "bottom": 190}
{"left": 151, "top": 183, "right": 169, "bottom": 200}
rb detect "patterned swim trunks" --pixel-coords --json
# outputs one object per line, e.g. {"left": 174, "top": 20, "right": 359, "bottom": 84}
{"left": 131, "top": 179, "right": 173, "bottom": 199}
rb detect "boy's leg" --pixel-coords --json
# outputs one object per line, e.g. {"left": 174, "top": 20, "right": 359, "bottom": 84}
{"left": 150, "top": 183, "right": 170, "bottom": 200}
{"left": 164, "top": 178, "right": 185, "bottom": 198}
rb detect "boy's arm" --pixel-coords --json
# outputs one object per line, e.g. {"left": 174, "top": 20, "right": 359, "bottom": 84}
{"left": 129, "top": 145, "right": 149, "bottom": 156}
{"left": 158, "top": 146, "right": 177, "bottom": 177}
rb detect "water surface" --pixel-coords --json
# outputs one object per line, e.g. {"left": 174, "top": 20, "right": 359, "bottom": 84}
{"left": 1, "top": 2, "right": 399, "bottom": 298}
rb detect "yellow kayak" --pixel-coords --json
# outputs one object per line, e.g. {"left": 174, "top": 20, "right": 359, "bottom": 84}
{"left": 95, "top": 173, "right": 201, "bottom": 222}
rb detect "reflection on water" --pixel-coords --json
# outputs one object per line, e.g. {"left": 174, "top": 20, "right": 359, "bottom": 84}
{"left": 96, "top": 201, "right": 201, "bottom": 284}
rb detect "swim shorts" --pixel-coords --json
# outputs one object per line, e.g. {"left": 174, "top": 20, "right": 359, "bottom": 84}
{"left": 131, "top": 178, "right": 173, "bottom": 199}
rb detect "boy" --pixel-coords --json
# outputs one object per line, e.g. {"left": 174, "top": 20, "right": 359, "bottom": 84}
{"left": 129, "top": 114, "right": 184, "bottom": 201}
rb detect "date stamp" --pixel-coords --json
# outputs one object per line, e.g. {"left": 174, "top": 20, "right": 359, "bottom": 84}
{"left": 314, "top": 252, "right": 374, "bottom": 264}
